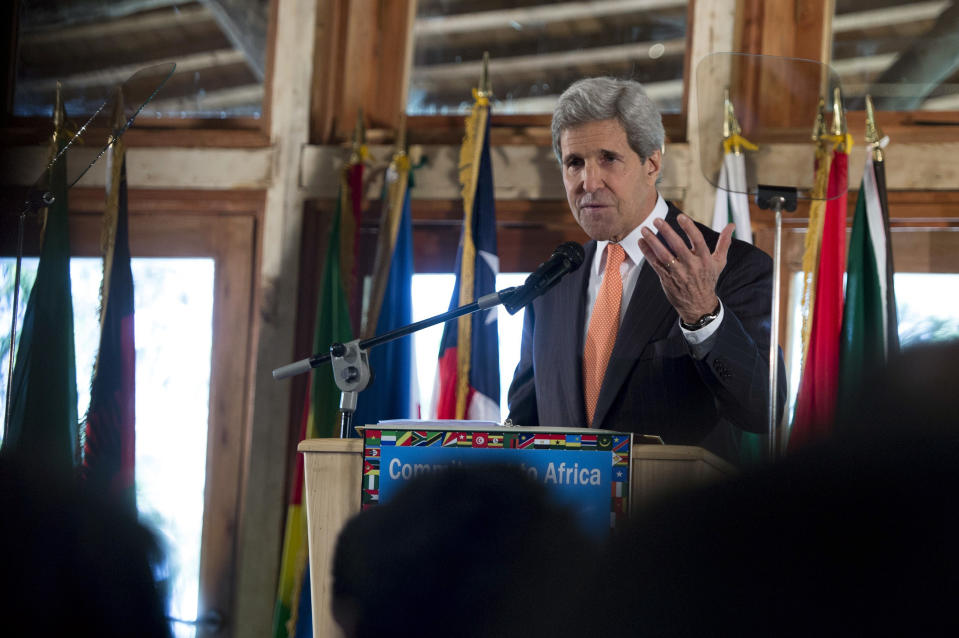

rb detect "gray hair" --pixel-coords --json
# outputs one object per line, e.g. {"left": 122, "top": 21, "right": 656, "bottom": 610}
{"left": 551, "top": 77, "right": 665, "bottom": 165}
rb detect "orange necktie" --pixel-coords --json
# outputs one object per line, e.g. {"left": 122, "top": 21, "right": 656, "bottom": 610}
{"left": 583, "top": 243, "right": 625, "bottom": 426}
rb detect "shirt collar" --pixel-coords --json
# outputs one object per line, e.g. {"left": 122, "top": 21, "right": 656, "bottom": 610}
{"left": 592, "top": 194, "right": 668, "bottom": 275}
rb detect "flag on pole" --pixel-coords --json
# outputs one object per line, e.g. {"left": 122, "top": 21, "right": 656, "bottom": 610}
{"left": 711, "top": 89, "right": 756, "bottom": 244}
{"left": 790, "top": 93, "right": 851, "bottom": 450}
{"left": 711, "top": 92, "right": 761, "bottom": 463}
{"left": 342, "top": 113, "right": 368, "bottom": 332}
{"left": 271, "top": 145, "right": 361, "bottom": 638}
{"left": 82, "top": 88, "right": 137, "bottom": 510}
{"left": 2, "top": 84, "right": 79, "bottom": 473}
{"left": 353, "top": 146, "right": 420, "bottom": 427}
{"left": 838, "top": 97, "right": 898, "bottom": 418}
{"left": 432, "top": 72, "right": 500, "bottom": 422}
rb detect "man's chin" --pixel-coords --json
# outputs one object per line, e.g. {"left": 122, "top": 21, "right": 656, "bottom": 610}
{"left": 576, "top": 210, "right": 615, "bottom": 240}
{"left": 576, "top": 216, "right": 619, "bottom": 242}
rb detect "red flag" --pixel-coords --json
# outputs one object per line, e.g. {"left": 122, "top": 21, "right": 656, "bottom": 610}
{"left": 83, "top": 92, "right": 136, "bottom": 508}
{"left": 791, "top": 145, "right": 849, "bottom": 449}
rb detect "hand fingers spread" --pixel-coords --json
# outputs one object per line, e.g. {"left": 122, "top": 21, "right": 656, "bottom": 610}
{"left": 652, "top": 217, "right": 692, "bottom": 259}
{"left": 639, "top": 227, "right": 676, "bottom": 268}
{"left": 715, "top": 223, "right": 735, "bottom": 264}
{"left": 677, "top": 214, "right": 710, "bottom": 258}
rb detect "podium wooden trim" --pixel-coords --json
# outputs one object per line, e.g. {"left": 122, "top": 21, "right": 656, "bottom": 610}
{"left": 297, "top": 438, "right": 736, "bottom": 637}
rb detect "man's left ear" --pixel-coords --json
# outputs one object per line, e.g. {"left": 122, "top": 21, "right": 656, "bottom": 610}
{"left": 645, "top": 148, "right": 662, "bottom": 183}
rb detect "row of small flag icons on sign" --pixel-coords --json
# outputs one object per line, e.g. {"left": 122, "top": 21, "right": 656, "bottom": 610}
{"left": 363, "top": 430, "right": 630, "bottom": 451}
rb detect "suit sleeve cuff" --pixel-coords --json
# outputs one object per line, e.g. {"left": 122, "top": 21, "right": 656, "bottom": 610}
{"left": 680, "top": 300, "right": 725, "bottom": 359}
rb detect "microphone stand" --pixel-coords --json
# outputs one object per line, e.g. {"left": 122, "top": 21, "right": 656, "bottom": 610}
{"left": 274, "top": 287, "right": 520, "bottom": 438}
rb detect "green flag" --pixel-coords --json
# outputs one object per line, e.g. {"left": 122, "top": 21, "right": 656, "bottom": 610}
{"left": 3, "top": 90, "right": 79, "bottom": 471}
{"left": 839, "top": 144, "right": 898, "bottom": 418}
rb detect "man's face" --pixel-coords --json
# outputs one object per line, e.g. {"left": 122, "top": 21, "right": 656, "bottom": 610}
{"left": 559, "top": 118, "right": 661, "bottom": 242}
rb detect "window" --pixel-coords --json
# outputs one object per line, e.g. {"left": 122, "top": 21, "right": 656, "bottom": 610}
{"left": 409, "top": 0, "right": 689, "bottom": 115}
{"left": 14, "top": 0, "right": 269, "bottom": 119}
{"left": 1, "top": 209, "right": 256, "bottom": 637}
{"left": 1, "top": 256, "right": 214, "bottom": 638}
{"left": 412, "top": 272, "right": 529, "bottom": 421}
{"left": 832, "top": 0, "right": 959, "bottom": 110}
{"left": 784, "top": 270, "right": 959, "bottom": 418}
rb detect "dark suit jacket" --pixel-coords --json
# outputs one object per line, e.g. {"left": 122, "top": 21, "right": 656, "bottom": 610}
{"left": 506, "top": 203, "right": 787, "bottom": 463}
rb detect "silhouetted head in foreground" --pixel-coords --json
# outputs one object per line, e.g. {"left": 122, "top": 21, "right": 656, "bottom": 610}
{"left": 0, "top": 456, "right": 171, "bottom": 638}
{"left": 332, "top": 463, "right": 597, "bottom": 638}
{"left": 595, "top": 341, "right": 959, "bottom": 637}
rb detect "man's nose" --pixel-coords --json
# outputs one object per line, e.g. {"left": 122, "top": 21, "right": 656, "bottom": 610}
{"left": 582, "top": 163, "right": 603, "bottom": 192}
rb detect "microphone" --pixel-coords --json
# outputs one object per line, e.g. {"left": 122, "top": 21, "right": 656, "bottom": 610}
{"left": 501, "top": 242, "right": 585, "bottom": 314}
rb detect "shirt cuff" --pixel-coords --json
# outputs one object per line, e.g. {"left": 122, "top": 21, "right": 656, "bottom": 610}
{"left": 680, "top": 301, "right": 724, "bottom": 359}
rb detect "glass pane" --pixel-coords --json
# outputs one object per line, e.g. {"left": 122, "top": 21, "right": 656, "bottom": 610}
{"left": 832, "top": 0, "right": 959, "bottom": 110}
{"left": 409, "top": 0, "right": 688, "bottom": 115}
{"left": 15, "top": 0, "right": 268, "bottom": 118}
{"left": 785, "top": 271, "right": 959, "bottom": 417}
{"left": 411, "top": 273, "right": 528, "bottom": 421}
{"left": 132, "top": 258, "right": 214, "bottom": 637}
{"left": 0, "top": 256, "right": 214, "bottom": 638}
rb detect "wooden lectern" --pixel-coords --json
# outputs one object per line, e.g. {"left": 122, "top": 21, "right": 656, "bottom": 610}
{"left": 297, "top": 438, "right": 736, "bottom": 638}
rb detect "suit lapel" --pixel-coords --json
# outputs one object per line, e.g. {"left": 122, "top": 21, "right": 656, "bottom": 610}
{"left": 592, "top": 207, "right": 681, "bottom": 429}
{"left": 555, "top": 241, "right": 594, "bottom": 424}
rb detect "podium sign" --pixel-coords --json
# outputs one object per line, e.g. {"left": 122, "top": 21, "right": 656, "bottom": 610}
{"left": 361, "top": 425, "right": 632, "bottom": 537}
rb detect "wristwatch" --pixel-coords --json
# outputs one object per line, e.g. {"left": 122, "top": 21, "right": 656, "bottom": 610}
{"left": 680, "top": 302, "right": 721, "bottom": 331}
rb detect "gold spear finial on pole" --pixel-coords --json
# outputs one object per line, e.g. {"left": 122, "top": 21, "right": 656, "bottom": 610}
{"left": 864, "top": 94, "right": 884, "bottom": 162}
{"left": 830, "top": 85, "right": 845, "bottom": 137}
{"left": 812, "top": 95, "right": 827, "bottom": 143}
{"left": 350, "top": 108, "right": 366, "bottom": 164}
{"left": 477, "top": 51, "right": 491, "bottom": 99}
{"left": 52, "top": 81, "right": 65, "bottom": 144}
{"left": 723, "top": 88, "right": 744, "bottom": 152}
{"left": 396, "top": 112, "right": 407, "bottom": 153}
{"left": 109, "top": 85, "right": 125, "bottom": 141}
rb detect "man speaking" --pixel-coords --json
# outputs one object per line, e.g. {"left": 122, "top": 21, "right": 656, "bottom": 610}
{"left": 506, "top": 77, "right": 786, "bottom": 463}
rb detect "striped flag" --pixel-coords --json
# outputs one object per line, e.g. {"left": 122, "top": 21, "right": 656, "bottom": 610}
{"left": 432, "top": 88, "right": 500, "bottom": 421}
{"left": 790, "top": 108, "right": 851, "bottom": 450}
{"left": 710, "top": 101, "right": 760, "bottom": 463}
{"left": 710, "top": 100, "right": 755, "bottom": 244}
{"left": 3, "top": 85, "right": 79, "bottom": 473}
{"left": 711, "top": 151, "right": 753, "bottom": 243}
{"left": 352, "top": 148, "right": 420, "bottom": 428}
{"left": 272, "top": 149, "right": 360, "bottom": 638}
{"left": 82, "top": 88, "right": 137, "bottom": 509}
{"left": 838, "top": 111, "right": 898, "bottom": 418}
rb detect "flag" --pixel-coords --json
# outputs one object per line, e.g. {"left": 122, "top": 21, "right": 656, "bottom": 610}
{"left": 790, "top": 104, "right": 852, "bottom": 450}
{"left": 2, "top": 85, "right": 79, "bottom": 473}
{"left": 710, "top": 93, "right": 756, "bottom": 244}
{"left": 711, "top": 152, "right": 754, "bottom": 244}
{"left": 82, "top": 89, "right": 137, "bottom": 510}
{"left": 432, "top": 88, "right": 500, "bottom": 421}
{"left": 838, "top": 111, "right": 898, "bottom": 418}
{"left": 353, "top": 149, "right": 420, "bottom": 428}
{"left": 710, "top": 97, "right": 760, "bottom": 463}
{"left": 271, "top": 154, "right": 359, "bottom": 638}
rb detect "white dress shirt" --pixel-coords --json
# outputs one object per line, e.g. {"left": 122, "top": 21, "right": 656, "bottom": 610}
{"left": 583, "top": 195, "right": 724, "bottom": 359}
